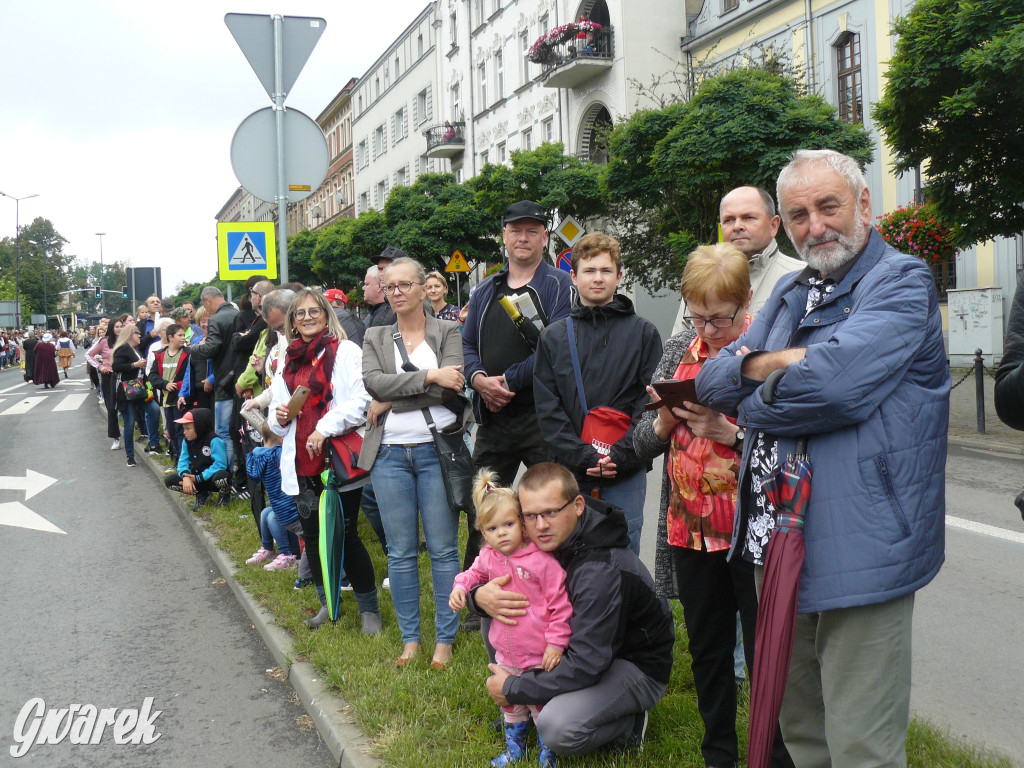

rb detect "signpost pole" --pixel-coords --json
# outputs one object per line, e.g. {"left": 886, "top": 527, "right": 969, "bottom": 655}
{"left": 273, "top": 14, "right": 289, "bottom": 284}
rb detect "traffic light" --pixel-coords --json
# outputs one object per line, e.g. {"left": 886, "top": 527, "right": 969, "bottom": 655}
{"left": 121, "top": 285, "right": 129, "bottom": 299}
{"left": 94, "top": 286, "right": 101, "bottom": 299}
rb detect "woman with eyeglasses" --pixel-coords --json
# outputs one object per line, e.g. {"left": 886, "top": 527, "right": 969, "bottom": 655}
{"left": 268, "top": 289, "right": 381, "bottom": 633}
{"left": 634, "top": 243, "right": 780, "bottom": 768}
{"left": 111, "top": 324, "right": 162, "bottom": 467}
{"left": 359, "top": 256, "right": 472, "bottom": 669}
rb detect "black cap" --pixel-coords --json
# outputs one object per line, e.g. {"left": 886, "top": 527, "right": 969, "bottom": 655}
{"left": 374, "top": 246, "right": 407, "bottom": 266}
{"left": 502, "top": 200, "right": 547, "bottom": 226}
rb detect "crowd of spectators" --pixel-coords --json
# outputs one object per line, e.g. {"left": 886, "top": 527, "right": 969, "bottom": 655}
{"left": 45, "top": 148, "right": 951, "bottom": 768}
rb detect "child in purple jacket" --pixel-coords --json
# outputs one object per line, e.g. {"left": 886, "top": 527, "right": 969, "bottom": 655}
{"left": 450, "top": 470, "right": 572, "bottom": 768}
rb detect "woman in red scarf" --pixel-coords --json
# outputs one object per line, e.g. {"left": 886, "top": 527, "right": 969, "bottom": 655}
{"left": 268, "top": 288, "right": 381, "bottom": 633}
{"left": 635, "top": 243, "right": 777, "bottom": 768}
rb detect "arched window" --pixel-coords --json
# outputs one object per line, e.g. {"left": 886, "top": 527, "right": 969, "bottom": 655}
{"left": 836, "top": 32, "right": 862, "bottom": 124}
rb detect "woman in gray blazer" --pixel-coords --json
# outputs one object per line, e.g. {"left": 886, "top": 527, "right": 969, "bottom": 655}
{"left": 359, "top": 257, "right": 472, "bottom": 669}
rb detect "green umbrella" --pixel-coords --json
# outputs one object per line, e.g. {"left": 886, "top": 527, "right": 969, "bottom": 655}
{"left": 318, "top": 468, "right": 346, "bottom": 621}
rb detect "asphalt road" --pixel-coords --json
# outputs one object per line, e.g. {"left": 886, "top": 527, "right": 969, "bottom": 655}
{"left": 0, "top": 359, "right": 333, "bottom": 767}
{"left": 640, "top": 443, "right": 1024, "bottom": 766}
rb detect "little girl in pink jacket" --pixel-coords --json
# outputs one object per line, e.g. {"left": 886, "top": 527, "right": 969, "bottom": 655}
{"left": 450, "top": 470, "right": 572, "bottom": 768}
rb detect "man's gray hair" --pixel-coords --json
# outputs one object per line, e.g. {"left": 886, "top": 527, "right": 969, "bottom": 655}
{"left": 253, "top": 279, "right": 274, "bottom": 296}
{"left": 777, "top": 149, "right": 868, "bottom": 206}
{"left": 261, "top": 288, "right": 295, "bottom": 320}
{"left": 366, "top": 265, "right": 380, "bottom": 279}
{"left": 200, "top": 286, "right": 223, "bottom": 301}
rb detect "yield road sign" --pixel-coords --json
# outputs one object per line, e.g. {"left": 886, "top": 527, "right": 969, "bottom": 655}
{"left": 225, "top": 14, "right": 326, "bottom": 102}
{"left": 230, "top": 107, "right": 328, "bottom": 204}
{"left": 445, "top": 250, "right": 471, "bottom": 273}
{"left": 218, "top": 222, "right": 278, "bottom": 280}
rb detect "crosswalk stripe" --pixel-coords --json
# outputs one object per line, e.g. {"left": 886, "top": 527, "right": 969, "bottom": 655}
{"left": 0, "top": 397, "right": 45, "bottom": 416}
{"left": 52, "top": 394, "right": 89, "bottom": 412}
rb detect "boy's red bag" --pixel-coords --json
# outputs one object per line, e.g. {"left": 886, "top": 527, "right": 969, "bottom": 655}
{"left": 581, "top": 406, "right": 632, "bottom": 457}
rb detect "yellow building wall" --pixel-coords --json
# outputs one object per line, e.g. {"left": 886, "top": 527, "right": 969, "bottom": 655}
{"left": 976, "top": 241, "right": 995, "bottom": 287}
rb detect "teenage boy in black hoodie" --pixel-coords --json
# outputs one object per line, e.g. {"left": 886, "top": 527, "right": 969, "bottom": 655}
{"left": 533, "top": 233, "right": 662, "bottom": 555}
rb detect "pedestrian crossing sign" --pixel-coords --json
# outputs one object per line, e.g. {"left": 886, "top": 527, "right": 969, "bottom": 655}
{"left": 217, "top": 221, "right": 278, "bottom": 280}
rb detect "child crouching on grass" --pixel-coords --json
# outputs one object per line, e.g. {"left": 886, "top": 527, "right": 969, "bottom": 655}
{"left": 244, "top": 423, "right": 302, "bottom": 571}
{"left": 449, "top": 470, "right": 572, "bottom": 768}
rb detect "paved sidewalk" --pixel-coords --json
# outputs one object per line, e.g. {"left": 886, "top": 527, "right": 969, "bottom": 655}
{"left": 948, "top": 366, "right": 1024, "bottom": 455}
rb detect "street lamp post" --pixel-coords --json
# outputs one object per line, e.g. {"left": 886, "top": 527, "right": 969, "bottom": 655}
{"left": 0, "top": 191, "right": 40, "bottom": 326}
{"left": 96, "top": 232, "right": 106, "bottom": 314}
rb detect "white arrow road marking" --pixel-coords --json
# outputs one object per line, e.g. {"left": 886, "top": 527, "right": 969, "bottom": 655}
{"left": 0, "top": 397, "right": 44, "bottom": 416}
{"left": 0, "top": 501, "right": 66, "bottom": 535}
{"left": 52, "top": 394, "right": 88, "bottom": 412}
{"left": 0, "top": 470, "right": 58, "bottom": 500}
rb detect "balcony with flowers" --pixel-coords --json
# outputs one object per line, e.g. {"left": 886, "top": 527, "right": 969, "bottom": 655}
{"left": 526, "top": 20, "right": 613, "bottom": 89}
{"left": 424, "top": 121, "right": 466, "bottom": 160}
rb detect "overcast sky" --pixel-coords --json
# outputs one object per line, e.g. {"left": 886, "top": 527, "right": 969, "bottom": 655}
{"left": 0, "top": 0, "right": 433, "bottom": 294}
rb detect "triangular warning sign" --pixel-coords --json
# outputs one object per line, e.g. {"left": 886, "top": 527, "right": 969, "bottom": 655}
{"left": 445, "top": 250, "right": 471, "bottom": 273}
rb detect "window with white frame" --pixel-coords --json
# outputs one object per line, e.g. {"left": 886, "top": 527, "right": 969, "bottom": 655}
{"left": 723, "top": 0, "right": 739, "bottom": 12}
{"left": 452, "top": 83, "right": 461, "bottom": 121}
{"left": 496, "top": 49, "right": 504, "bottom": 99}
{"left": 540, "top": 13, "right": 548, "bottom": 34}
{"left": 356, "top": 139, "right": 368, "bottom": 169}
{"left": 479, "top": 62, "right": 487, "bottom": 106}
{"left": 497, "top": 141, "right": 506, "bottom": 163}
{"left": 542, "top": 117, "right": 554, "bottom": 143}
{"left": 374, "top": 125, "right": 386, "bottom": 157}
{"left": 395, "top": 166, "right": 408, "bottom": 188}
{"left": 522, "top": 128, "right": 532, "bottom": 151}
{"left": 359, "top": 191, "right": 369, "bottom": 213}
{"left": 474, "top": 0, "right": 483, "bottom": 25}
{"left": 492, "top": 0, "right": 500, "bottom": 15}
{"left": 520, "top": 30, "right": 530, "bottom": 85}
{"left": 418, "top": 34, "right": 424, "bottom": 58}
{"left": 376, "top": 179, "right": 387, "bottom": 208}
{"left": 416, "top": 89, "right": 428, "bottom": 124}
{"left": 480, "top": 149, "right": 489, "bottom": 166}
{"left": 393, "top": 107, "right": 406, "bottom": 143}
{"left": 455, "top": 167, "right": 463, "bottom": 183}
{"left": 449, "top": 12, "right": 457, "bottom": 46}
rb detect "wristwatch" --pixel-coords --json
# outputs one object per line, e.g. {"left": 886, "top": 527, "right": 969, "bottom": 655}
{"left": 732, "top": 427, "right": 746, "bottom": 449}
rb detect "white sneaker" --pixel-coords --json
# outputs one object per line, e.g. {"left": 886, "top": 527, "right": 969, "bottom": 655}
{"left": 111, "top": 439, "right": 121, "bottom": 450}
{"left": 382, "top": 577, "right": 390, "bottom": 591}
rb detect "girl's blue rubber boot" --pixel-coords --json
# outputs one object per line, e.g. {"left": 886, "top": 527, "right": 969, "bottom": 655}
{"left": 536, "top": 729, "right": 558, "bottom": 768}
{"left": 491, "top": 720, "right": 529, "bottom": 766}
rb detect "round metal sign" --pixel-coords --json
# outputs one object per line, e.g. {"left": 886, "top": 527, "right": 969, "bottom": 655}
{"left": 230, "top": 106, "right": 328, "bottom": 203}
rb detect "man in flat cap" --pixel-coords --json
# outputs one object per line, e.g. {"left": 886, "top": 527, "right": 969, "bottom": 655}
{"left": 461, "top": 201, "right": 573, "bottom": 589}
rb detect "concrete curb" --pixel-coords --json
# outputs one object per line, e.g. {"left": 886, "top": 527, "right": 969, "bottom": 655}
{"left": 948, "top": 434, "right": 1024, "bottom": 457}
{"left": 138, "top": 443, "right": 383, "bottom": 768}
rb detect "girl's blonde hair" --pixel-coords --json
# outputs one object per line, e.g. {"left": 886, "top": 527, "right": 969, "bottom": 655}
{"left": 472, "top": 468, "right": 520, "bottom": 530}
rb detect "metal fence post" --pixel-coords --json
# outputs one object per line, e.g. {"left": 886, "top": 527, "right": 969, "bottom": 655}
{"left": 975, "top": 348, "right": 986, "bottom": 434}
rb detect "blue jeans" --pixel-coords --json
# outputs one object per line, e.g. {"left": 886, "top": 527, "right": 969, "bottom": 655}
{"left": 122, "top": 399, "right": 159, "bottom": 460}
{"left": 260, "top": 506, "right": 300, "bottom": 556}
{"left": 164, "top": 406, "right": 184, "bottom": 458}
{"left": 359, "top": 482, "right": 388, "bottom": 555}
{"left": 595, "top": 469, "right": 647, "bottom": 555}
{"left": 214, "top": 398, "right": 235, "bottom": 469}
{"left": 371, "top": 442, "right": 460, "bottom": 645}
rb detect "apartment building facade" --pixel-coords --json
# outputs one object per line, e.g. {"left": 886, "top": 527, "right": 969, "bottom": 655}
{"left": 301, "top": 78, "right": 358, "bottom": 231}
{"left": 352, "top": 3, "right": 443, "bottom": 214}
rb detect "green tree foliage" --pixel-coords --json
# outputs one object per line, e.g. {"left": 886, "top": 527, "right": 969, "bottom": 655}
{"left": 873, "top": 0, "right": 1024, "bottom": 246}
{"left": 286, "top": 228, "right": 321, "bottom": 286}
{"left": 311, "top": 210, "right": 390, "bottom": 290}
{"left": 471, "top": 143, "right": 607, "bottom": 236}
{"left": 384, "top": 172, "right": 497, "bottom": 273}
{"left": 0, "top": 217, "right": 75, "bottom": 320}
{"left": 605, "top": 68, "right": 873, "bottom": 291}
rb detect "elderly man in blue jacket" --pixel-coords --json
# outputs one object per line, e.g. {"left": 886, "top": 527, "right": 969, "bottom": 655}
{"left": 697, "top": 149, "right": 949, "bottom": 768}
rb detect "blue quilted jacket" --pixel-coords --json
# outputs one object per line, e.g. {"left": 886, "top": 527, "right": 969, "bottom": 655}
{"left": 696, "top": 229, "right": 950, "bottom": 612}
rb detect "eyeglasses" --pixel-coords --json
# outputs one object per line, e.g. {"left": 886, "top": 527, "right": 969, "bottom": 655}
{"left": 683, "top": 305, "right": 742, "bottom": 329}
{"left": 522, "top": 500, "right": 574, "bottom": 524}
{"left": 292, "top": 307, "right": 323, "bottom": 320}
{"left": 382, "top": 281, "right": 421, "bottom": 296}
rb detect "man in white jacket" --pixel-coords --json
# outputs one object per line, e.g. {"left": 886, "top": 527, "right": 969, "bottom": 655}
{"left": 672, "top": 185, "right": 804, "bottom": 333}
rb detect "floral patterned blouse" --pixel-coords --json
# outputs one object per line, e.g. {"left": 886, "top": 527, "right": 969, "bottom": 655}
{"left": 666, "top": 316, "right": 753, "bottom": 552}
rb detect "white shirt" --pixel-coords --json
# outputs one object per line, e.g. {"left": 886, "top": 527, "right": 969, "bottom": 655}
{"left": 382, "top": 341, "right": 457, "bottom": 444}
